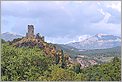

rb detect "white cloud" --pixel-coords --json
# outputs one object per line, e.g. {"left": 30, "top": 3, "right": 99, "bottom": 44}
{"left": 45, "top": 35, "right": 92, "bottom": 44}
{"left": 97, "top": 8, "right": 105, "bottom": 15}
{"left": 106, "top": 1, "right": 121, "bottom": 12}
{"left": 101, "top": 12, "right": 111, "bottom": 23}
{"left": 45, "top": 36, "right": 77, "bottom": 44}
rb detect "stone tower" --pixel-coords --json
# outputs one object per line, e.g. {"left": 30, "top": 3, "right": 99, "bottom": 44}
{"left": 26, "top": 25, "right": 34, "bottom": 38}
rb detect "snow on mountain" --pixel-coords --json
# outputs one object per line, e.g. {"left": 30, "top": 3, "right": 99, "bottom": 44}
{"left": 1, "top": 32, "right": 24, "bottom": 41}
{"left": 66, "top": 33, "right": 121, "bottom": 50}
{"left": 78, "top": 35, "right": 91, "bottom": 42}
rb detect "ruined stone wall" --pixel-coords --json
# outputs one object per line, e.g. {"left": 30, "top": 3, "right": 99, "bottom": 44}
{"left": 26, "top": 25, "right": 34, "bottom": 38}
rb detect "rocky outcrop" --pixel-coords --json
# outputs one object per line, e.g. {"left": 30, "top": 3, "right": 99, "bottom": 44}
{"left": 11, "top": 36, "right": 69, "bottom": 66}
{"left": 9, "top": 25, "right": 70, "bottom": 68}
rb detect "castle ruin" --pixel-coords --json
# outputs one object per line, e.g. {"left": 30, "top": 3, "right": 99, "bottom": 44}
{"left": 26, "top": 25, "right": 44, "bottom": 41}
{"left": 26, "top": 25, "right": 35, "bottom": 38}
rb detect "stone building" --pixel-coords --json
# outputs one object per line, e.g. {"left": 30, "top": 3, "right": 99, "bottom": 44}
{"left": 26, "top": 24, "right": 44, "bottom": 41}
{"left": 26, "top": 25, "right": 35, "bottom": 38}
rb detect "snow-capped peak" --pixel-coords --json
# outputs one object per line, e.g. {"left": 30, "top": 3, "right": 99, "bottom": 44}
{"left": 66, "top": 33, "right": 121, "bottom": 50}
{"left": 95, "top": 33, "right": 112, "bottom": 37}
{"left": 78, "top": 35, "right": 91, "bottom": 42}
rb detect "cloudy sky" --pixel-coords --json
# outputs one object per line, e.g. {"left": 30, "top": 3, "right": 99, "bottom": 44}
{"left": 1, "top": 1, "right": 121, "bottom": 44}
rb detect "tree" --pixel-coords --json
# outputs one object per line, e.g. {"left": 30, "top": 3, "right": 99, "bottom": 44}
{"left": 44, "top": 65, "right": 80, "bottom": 81}
{"left": 1, "top": 39, "right": 6, "bottom": 43}
{"left": 1, "top": 43, "right": 53, "bottom": 81}
{"left": 61, "top": 50, "right": 66, "bottom": 68}
{"left": 55, "top": 54, "right": 60, "bottom": 64}
{"left": 73, "top": 63, "right": 81, "bottom": 74}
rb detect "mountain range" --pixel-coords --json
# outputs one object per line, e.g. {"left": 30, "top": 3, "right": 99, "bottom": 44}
{"left": 1, "top": 32, "right": 23, "bottom": 41}
{"left": 1, "top": 32, "right": 121, "bottom": 50}
{"left": 66, "top": 33, "right": 121, "bottom": 50}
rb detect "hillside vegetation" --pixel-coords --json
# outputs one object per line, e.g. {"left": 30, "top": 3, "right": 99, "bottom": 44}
{"left": 80, "top": 46, "right": 121, "bottom": 57}
{"left": 1, "top": 43, "right": 121, "bottom": 81}
{"left": 55, "top": 44, "right": 121, "bottom": 59}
